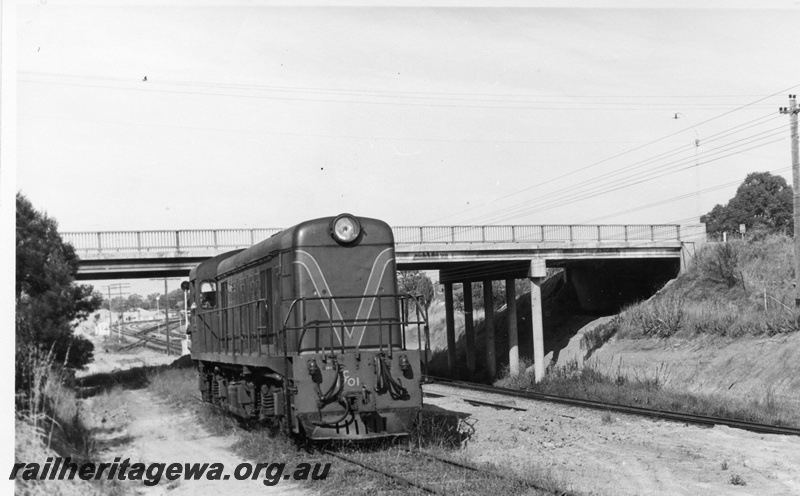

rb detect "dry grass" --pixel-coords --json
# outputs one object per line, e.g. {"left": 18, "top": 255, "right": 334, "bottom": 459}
{"left": 583, "top": 236, "right": 800, "bottom": 345}
{"left": 14, "top": 347, "right": 126, "bottom": 496}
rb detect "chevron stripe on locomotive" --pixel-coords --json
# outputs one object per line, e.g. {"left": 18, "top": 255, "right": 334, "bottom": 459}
{"left": 185, "top": 214, "right": 429, "bottom": 440}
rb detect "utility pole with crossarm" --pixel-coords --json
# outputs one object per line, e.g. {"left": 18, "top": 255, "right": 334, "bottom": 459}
{"left": 780, "top": 94, "right": 800, "bottom": 306}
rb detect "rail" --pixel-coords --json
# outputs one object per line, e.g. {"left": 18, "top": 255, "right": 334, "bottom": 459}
{"left": 427, "top": 376, "right": 800, "bottom": 437}
{"left": 62, "top": 224, "right": 684, "bottom": 253}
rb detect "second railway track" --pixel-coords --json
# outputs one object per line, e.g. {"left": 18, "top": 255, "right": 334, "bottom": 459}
{"left": 322, "top": 447, "right": 567, "bottom": 495}
{"left": 424, "top": 375, "right": 800, "bottom": 437}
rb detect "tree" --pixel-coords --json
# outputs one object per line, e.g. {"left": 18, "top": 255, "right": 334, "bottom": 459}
{"left": 16, "top": 193, "right": 102, "bottom": 372}
{"left": 397, "top": 271, "right": 435, "bottom": 311}
{"left": 159, "top": 288, "right": 185, "bottom": 312}
{"left": 146, "top": 293, "right": 160, "bottom": 310}
{"left": 128, "top": 293, "right": 144, "bottom": 309}
{"left": 701, "top": 172, "right": 793, "bottom": 237}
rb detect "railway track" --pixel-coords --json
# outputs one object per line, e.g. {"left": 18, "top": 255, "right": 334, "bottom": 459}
{"left": 322, "top": 447, "right": 567, "bottom": 495}
{"left": 116, "top": 321, "right": 184, "bottom": 353}
{"left": 425, "top": 376, "right": 800, "bottom": 437}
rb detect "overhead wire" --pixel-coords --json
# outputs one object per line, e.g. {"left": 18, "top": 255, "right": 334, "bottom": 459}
{"left": 413, "top": 122, "right": 788, "bottom": 243}
{"left": 416, "top": 129, "right": 787, "bottom": 244}
{"left": 423, "top": 83, "right": 800, "bottom": 225}
{"left": 458, "top": 120, "right": 790, "bottom": 225}
{"left": 579, "top": 166, "right": 792, "bottom": 223}
{"left": 19, "top": 71, "right": 797, "bottom": 234}
{"left": 21, "top": 113, "right": 687, "bottom": 146}
{"left": 476, "top": 135, "right": 787, "bottom": 225}
{"left": 18, "top": 70, "right": 777, "bottom": 107}
{"left": 424, "top": 112, "right": 783, "bottom": 225}
{"left": 500, "top": 116, "right": 785, "bottom": 211}
{"left": 21, "top": 76, "right": 779, "bottom": 111}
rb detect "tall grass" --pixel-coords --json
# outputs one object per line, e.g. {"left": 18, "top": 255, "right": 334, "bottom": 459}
{"left": 596, "top": 236, "right": 800, "bottom": 341}
{"left": 14, "top": 346, "right": 121, "bottom": 495}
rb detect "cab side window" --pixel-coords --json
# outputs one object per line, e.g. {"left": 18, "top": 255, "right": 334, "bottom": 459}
{"left": 200, "top": 280, "right": 217, "bottom": 309}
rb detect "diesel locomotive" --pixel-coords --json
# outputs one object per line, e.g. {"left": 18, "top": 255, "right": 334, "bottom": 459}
{"left": 184, "top": 214, "right": 429, "bottom": 440}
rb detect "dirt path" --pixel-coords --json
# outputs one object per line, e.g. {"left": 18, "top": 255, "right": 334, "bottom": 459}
{"left": 424, "top": 383, "right": 800, "bottom": 496}
{"left": 84, "top": 388, "right": 309, "bottom": 496}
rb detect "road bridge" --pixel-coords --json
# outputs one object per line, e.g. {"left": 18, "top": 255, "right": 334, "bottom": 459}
{"left": 65, "top": 224, "right": 696, "bottom": 279}
{"left": 63, "top": 223, "right": 704, "bottom": 383}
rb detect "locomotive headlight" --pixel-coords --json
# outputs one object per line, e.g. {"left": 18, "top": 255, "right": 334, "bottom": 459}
{"left": 331, "top": 214, "right": 361, "bottom": 244}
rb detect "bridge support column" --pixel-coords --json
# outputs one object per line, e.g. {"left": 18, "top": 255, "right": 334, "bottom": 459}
{"left": 506, "top": 278, "right": 519, "bottom": 377}
{"left": 483, "top": 279, "right": 496, "bottom": 378}
{"left": 529, "top": 260, "right": 547, "bottom": 383}
{"left": 463, "top": 282, "right": 475, "bottom": 374}
{"left": 444, "top": 282, "right": 456, "bottom": 373}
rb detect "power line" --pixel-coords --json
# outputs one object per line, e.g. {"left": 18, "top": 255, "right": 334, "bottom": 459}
{"left": 477, "top": 136, "right": 786, "bottom": 225}
{"left": 19, "top": 113, "right": 687, "bottom": 146}
{"left": 423, "top": 84, "right": 800, "bottom": 226}
{"left": 17, "top": 77, "right": 780, "bottom": 111}
{"left": 473, "top": 121, "right": 786, "bottom": 224}
{"left": 579, "top": 166, "right": 792, "bottom": 223}
{"left": 17, "top": 70, "right": 776, "bottom": 102}
{"left": 455, "top": 120, "right": 790, "bottom": 225}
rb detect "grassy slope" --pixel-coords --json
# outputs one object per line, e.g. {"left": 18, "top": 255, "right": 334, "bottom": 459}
{"left": 564, "top": 235, "right": 800, "bottom": 422}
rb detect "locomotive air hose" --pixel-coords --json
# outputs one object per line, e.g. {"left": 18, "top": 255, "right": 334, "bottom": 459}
{"left": 312, "top": 398, "right": 354, "bottom": 428}
{"left": 376, "top": 357, "right": 409, "bottom": 401}
{"left": 317, "top": 362, "right": 344, "bottom": 408}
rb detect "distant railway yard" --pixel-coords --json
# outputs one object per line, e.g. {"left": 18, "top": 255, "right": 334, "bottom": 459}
{"left": 111, "top": 319, "right": 185, "bottom": 354}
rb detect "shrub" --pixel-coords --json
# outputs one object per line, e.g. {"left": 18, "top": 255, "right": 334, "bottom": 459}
{"left": 697, "top": 242, "right": 741, "bottom": 288}
{"left": 729, "top": 474, "right": 746, "bottom": 486}
{"left": 580, "top": 319, "right": 619, "bottom": 356}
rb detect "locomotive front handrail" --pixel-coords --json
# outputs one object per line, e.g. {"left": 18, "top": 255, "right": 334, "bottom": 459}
{"left": 283, "top": 294, "right": 429, "bottom": 357}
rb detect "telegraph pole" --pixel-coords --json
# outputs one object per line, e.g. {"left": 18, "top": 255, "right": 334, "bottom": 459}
{"left": 150, "top": 277, "right": 180, "bottom": 355}
{"left": 103, "top": 283, "right": 129, "bottom": 342}
{"left": 164, "top": 278, "right": 170, "bottom": 355}
{"left": 780, "top": 95, "right": 800, "bottom": 306}
{"left": 674, "top": 112, "right": 701, "bottom": 220}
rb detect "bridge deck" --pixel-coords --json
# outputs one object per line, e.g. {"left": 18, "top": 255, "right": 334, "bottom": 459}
{"left": 63, "top": 224, "right": 700, "bottom": 280}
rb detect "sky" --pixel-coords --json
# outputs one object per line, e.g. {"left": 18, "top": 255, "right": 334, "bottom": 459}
{"left": 7, "top": 0, "right": 800, "bottom": 297}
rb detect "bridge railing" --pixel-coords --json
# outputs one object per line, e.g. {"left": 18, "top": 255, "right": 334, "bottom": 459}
{"left": 64, "top": 228, "right": 283, "bottom": 253}
{"left": 391, "top": 224, "right": 681, "bottom": 244}
{"left": 62, "top": 224, "right": 683, "bottom": 254}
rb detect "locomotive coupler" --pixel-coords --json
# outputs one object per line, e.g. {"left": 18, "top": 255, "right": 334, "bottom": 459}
{"left": 344, "top": 393, "right": 360, "bottom": 413}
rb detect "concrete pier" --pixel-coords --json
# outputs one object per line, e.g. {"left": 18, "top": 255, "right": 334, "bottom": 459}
{"left": 506, "top": 278, "right": 519, "bottom": 376}
{"left": 444, "top": 282, "right": 456, "bottom": 373}
{"left": 463, "top": 282, "right": 475, "bottom": 373}
{"left": 483, "top": 279, "right": 496, "bottom": 377}
{"left": 529, "top": 260, "right": 546, "bottom": 383}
